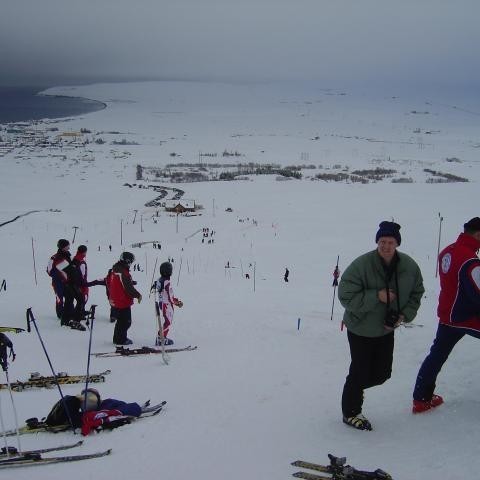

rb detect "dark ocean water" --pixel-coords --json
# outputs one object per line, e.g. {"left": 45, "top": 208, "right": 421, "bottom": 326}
{"left": 0, "top": 86, "right": 106, "bottom": 124}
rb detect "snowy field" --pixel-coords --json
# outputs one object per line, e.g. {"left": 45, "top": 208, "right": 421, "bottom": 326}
{"left": 1, "top": 80, "right": 480, "bottom": 479}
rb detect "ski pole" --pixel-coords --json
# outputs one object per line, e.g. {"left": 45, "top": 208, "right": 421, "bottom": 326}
{"left": 330, "top": 255, "right": 340, "bottom": 321}
{"left": 3, "top": 370, "right": 22, "bottom": 452}
{"left": 176, "top": 257, "right": 183, "bottom": 287}
{"left": 0, "top": 333, "right": 21, "bottom": 452}
{"left": 82, "top": 315, "right": 95, "bottom": 412}
{"left": 26, "top": 308, "right": 76, "bottom": 431}
{"left": 31, "top": 237, "right": 38, "bottom": 286}
{"left": 145, "top": 251, "right": 148, "bottom": 278}
{"left": 435, "top": 213, "right": 443, "bottom": 278}
{"left": 148, "top": 257, "right": 158, "bottom": 299}
{"left": 0, "top": 392, "right": 10, "bottom": 457}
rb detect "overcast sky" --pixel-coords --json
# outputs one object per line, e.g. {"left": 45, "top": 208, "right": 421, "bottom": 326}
{"left": 1, "top": 0, "right": 479, "bottom": 90}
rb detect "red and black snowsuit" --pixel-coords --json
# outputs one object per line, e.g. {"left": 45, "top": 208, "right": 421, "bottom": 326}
{"left": 47, "top": 249, "right": 70, "bottom": 319}
{"left": 437, "top": 232, "right": 480, "bottom": 331}
{"left": 48, "top": 250, "right": 84, "bottom": 324}
{"left": 413, "top": 232, "right": 480, "bottom": 401}
{"left": 72, "top": 251, "right": 89, "bottom": 303}
{"left": 106, "top": 260, "right": 141, "bottom": 344}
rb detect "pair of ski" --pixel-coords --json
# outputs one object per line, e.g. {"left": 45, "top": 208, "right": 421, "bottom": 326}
{"left": 2, "top": 400, "right": 166, "bottom": 437}
{"left": 93, "top": 345, "right": 197, "bottom": 358}
{"left": 0, "top": 369, "right": 111, "bottom": 391}
{"left": 91, "top": 301, "right": 197, "bottom": 360}
{"left": 0, "top": 441, "right": 110, "bottom": 469}
{"left": 292, "top": 454, "right": 393, "bottom": 480}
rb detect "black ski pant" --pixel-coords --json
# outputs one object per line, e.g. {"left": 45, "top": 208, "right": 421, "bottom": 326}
{"left": 111, "top": 307, "right": 132, "bottom": 344}
{"left": 52, "top": 279, "right": 65, "bottom": 319}
{"left": 342, "top": 330, "right": 394, "bottom": 418}
{"left": 61, "top": 284, "right": 85, "bottom": 326}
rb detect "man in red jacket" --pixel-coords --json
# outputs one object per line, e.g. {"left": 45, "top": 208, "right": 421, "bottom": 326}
{"left": 106, "top": 252, "right": 142, "bottom": 345}
{"left": 413, "top": 217, "right": 480, "bottom": 413}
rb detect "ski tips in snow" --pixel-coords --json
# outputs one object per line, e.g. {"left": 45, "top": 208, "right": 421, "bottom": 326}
{"left": 141, "top": 400, "right": 167, "bottom": 414}
{"left": 291, "top": 454, "right": 393, "bottom": 480}
{"left": 0, "top": 327, "right": 25, "bottom": 334}
{"left": 0, "top": 448, "right": 112, "bottom": 469}
{"left": 1, "top": 440, "right": 84, "bottom": 458}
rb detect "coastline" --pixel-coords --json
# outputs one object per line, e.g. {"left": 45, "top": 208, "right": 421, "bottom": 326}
{"left": 0, "top": 85, "right": 107, "bottom": 125}
{"left": 38, "top": 90, "right": 108, "bottom": 111}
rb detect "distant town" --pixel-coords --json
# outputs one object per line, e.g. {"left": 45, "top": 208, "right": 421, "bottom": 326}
{"left": 0, "top": 120, "right": 470, "bottom": 192}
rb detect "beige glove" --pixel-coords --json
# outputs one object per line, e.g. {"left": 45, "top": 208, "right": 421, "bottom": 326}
{"left": 137, "top": 294, "right": 142, "bottom": 304}
{"left": 175, "top": 299, "right": 183, "bottom": 308}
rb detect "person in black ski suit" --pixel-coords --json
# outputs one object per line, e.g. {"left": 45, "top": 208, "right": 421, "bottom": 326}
{"left": 47, "top": 239, "right": 85, "bottom": 329}
{"left": 47, "top": 239, "right": 70, "bottom": 319}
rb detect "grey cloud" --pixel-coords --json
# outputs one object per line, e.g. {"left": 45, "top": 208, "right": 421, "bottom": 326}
{"left": 1, "top": 0, "right": 479, "bottom": 89}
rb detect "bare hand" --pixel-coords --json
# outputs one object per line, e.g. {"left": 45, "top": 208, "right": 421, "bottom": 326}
{"left": 378, "top": 289, "right": 396, "bottom": 304}
{"left": 384, "top": 314, "right": 404, "bottom": 332}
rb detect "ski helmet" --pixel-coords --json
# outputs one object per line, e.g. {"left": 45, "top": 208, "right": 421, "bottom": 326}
{"left": 120, "top": 251, "right": 135, "bottom": 265}
{"left": 79, "top": 388, "right": 101, "bottom": 411}
{"left": 159, "top": 262, "right": 173, "bottom": 277}
{"left": 57, "top": 238, "right": 70, "bottom": 250}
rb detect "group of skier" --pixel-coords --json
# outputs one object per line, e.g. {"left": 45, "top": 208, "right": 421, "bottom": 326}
{"left": 46, "top": 215, "right": 480, "bottom": 433}
{"left": 47, "top": 240, "right": 183, "bottom": 346}
{"left": 47, "top": 240, "right": 91, "bottom": 331}
{"left": 338, "top": 217, "right": 480, "bottom": 431}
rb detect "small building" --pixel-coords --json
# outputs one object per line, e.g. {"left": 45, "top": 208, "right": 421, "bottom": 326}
{"left": 58, "top": 132, "right": 83, "bottom": 139}
{"left": 164, "top": 199, "right": 195, "bottom": 213}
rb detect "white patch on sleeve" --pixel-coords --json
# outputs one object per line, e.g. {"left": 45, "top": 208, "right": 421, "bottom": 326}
{"left": 471, "top": 265, "right": 480, "bottom": 291}
{"left": 57, "top": 260, "right": 69, "bottom": 271}
{"left": 441, "top": 253, "right": 451, "bottom": 274}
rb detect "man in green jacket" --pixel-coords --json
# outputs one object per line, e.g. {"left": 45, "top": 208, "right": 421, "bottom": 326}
{"left": 338, "top": 221, "right": 424, "bottom": 431}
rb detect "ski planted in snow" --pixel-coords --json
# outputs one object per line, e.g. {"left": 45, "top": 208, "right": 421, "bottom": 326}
{"left": 1, "top": 440, "right": 83, "bottom": 458}
{"left": 292, "top": 455, "right": 393, "bottom": 480}
{"left": 2, "top": 401, "right": 166, "bottom": 437}
{"left": 93, "top": 345, "right": 197, "bottom": 357}
{"left": 0, "top": 370, "right": 111, "bottom": 391}
{"left": 0, "top": 448, "right": 111, "bottom": 469}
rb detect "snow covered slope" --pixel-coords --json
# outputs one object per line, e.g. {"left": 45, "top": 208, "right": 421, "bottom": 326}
{"left": 0, "top": 80, "right": 479, "bottom": 479}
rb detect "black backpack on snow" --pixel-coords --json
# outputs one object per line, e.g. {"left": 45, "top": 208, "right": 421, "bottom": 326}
{"left": 45, "top": 395, "right": 82, "bottom": 428}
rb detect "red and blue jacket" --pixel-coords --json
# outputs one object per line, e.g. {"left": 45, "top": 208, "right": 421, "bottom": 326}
{"left": 438, "top": 233, "right": 480, "bottom": 334}
{"left": 47, "top": 250, "right": 71, "bottom": 284}
{"left": 72, "top": 252, "right": 88, "bottom": 298}
{"left": 106, "top": 261, "right": 140, "bottom": 309}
